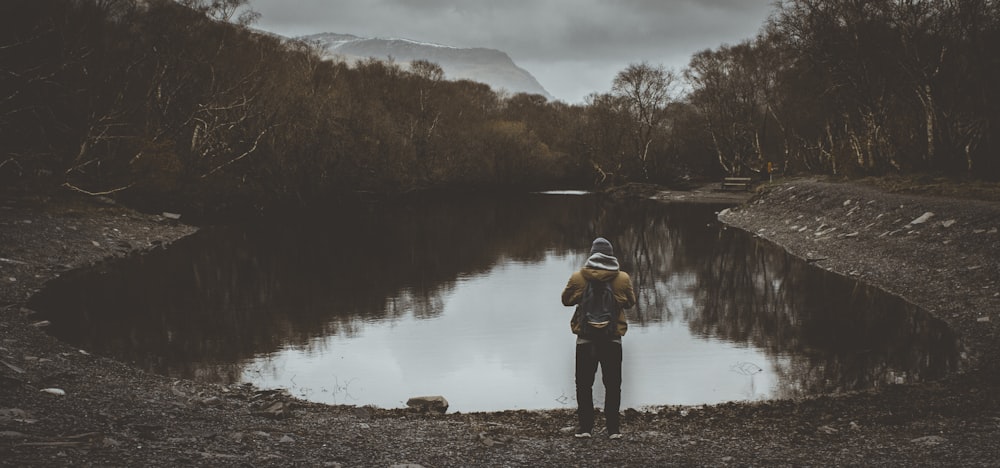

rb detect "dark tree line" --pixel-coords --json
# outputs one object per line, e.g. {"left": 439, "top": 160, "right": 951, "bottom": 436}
{"left": 687, "top": 0, "right": 1000, "bottom": 179}
{"left": 0, "top": 0, "right": 571, "bottom": 215}
{"left": 2, "top": 0, "right": 997, "bottom": 217}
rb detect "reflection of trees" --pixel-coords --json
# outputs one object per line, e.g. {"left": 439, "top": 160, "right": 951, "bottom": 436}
{"left": 30, "top": 196, "right": 959, "bottom": 393}
{"left": 685, "top": 227, "right": 959, "bottom": 398}
{"left": 599, "top": 199, "right": 958, "bottom": 398}
{"left": 30, "top": 193, "right": 609, "bottom": 382}
{"left": 586, "top": 201, "right": 736, "bottom": 326}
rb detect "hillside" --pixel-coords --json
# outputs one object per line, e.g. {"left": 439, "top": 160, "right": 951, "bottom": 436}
{"left": 302, "top": 33, "right": 554, "bottom": 99}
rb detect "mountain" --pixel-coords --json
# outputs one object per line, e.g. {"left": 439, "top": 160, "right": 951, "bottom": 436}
{"left": 300, "top": 33, "right": 553, "bottom": 100}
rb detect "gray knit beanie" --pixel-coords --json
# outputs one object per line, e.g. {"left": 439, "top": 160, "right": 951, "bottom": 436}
{"left": 590, "top": 237, "right": 614, "bottom": 256}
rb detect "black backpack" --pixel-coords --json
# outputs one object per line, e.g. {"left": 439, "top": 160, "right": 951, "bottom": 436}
{"left": 577, "top": 279, "right": 618, "bottom": 339}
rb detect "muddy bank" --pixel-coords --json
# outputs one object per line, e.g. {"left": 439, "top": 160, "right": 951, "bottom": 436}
{"left": 2, "top": 182, "right": 1000, "bottom": 467}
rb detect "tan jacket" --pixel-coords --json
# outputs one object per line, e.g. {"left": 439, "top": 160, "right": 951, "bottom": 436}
{"left": 561, "top": 267, "right": 636, "bottom": 337}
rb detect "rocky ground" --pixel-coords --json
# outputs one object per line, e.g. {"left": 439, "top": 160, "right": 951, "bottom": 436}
{"left": 2, "top": 178, "right": 1000, "bottom": 467}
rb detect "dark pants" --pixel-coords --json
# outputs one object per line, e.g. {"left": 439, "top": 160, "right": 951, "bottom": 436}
{"left": 575, "top": 340, "right": 622, "bottom": 433}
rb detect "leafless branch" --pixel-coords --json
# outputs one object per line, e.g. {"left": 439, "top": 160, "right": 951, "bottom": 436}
{"left": 62, "top": 182, "right": 134, "bottom": 196}
{"left": 200, "top": 126, "right": 271, "bottom": 178}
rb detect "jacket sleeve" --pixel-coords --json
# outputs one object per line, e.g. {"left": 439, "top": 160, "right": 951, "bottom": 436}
{"left": 561, "top": 272, "right": 584, "bottom": 306}
{"left": 614, "top": 272, "right": 637, "bottom": 309}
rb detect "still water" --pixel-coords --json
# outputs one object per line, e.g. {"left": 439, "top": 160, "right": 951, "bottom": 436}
{"left": 30, "top": 193, "right": 959, "bottom": 412}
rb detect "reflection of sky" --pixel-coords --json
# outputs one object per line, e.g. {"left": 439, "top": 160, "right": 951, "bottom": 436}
{"left": 243, "top": 251, "right": 781, "bottom": 412}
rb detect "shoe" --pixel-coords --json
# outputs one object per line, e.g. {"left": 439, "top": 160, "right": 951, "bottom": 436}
{"left": 574, "top": 432, "right": 592, "bottom": 438}
{"left": 609, "top": 432, "right": 623, "bottom": 440}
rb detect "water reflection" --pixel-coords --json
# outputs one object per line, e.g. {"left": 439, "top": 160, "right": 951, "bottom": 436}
{"left": 30, "top": 194, "right": 959, "bottom": 410}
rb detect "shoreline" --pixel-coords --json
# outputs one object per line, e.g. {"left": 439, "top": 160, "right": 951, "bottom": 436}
{"left": 3, "top": 181, "right": 1000, "bottom": 466}
{"left": 718, "top": 179, "right": 1000, "bottom": 372}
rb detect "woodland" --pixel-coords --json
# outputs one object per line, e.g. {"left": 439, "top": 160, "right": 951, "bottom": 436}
{"left": 1, "top": 0, "right": 998, "bottom": 216}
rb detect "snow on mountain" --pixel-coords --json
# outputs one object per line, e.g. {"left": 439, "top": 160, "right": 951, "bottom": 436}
{"left": 301, "top": 33, "right": 553, "bottom": 100}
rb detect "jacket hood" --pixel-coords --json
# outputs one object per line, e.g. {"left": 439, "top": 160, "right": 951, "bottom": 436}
{"left": 581, "top": 265, "right": 621, "bottom": 282}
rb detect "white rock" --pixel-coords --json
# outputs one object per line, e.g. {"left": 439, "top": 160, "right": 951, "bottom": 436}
{"left": 818, "top": 425, "right": 838, "bottom": 434}
{"left": 942, "top": 219, "right": 957, "bottom": 228}
{"left": 909, "top": 212, "right": 935, "bottom": 225}
{"left": 40, "top": 388, "right": 66, "bottom": 396}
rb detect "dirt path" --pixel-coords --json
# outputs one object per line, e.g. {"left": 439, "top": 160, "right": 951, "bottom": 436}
{"left": 2, "top": 180, "right": 999, "bottom": 467}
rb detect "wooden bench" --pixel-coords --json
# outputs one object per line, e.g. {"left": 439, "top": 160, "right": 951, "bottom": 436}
{"left": 720, "top": 177, "right": 753, "bottom": 191}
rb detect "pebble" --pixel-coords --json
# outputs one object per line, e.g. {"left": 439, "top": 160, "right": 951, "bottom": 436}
{"left": 910, "top": 435, "right": 948, "bottom": 446}
{"left": 200, "top": 396, "right": 223, "bottom": 406}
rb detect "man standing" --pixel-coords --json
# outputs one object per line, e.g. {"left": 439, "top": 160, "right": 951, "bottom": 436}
{"left": 561, "top": 237, "right": 636, "bottom": 439}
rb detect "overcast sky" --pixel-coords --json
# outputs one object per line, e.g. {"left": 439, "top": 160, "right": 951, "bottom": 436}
{"left": 249, "top": 0, "right": 777, "bottom": 103}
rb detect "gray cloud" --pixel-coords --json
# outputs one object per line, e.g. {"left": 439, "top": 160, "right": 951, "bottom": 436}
{"left": 250, "top": 0, "right": 775, "bottom": 102}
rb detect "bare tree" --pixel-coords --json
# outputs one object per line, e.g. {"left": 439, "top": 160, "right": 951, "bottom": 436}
{"left": 178, "top": 0, "right": 260, "bottom": 26}
{"left": 611, "top": 62, "right": 676, "bottom": 180}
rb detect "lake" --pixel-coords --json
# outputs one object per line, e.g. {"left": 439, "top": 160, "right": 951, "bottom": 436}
{"left": 30, "top": 192, "right": 959, "bottom": 412}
